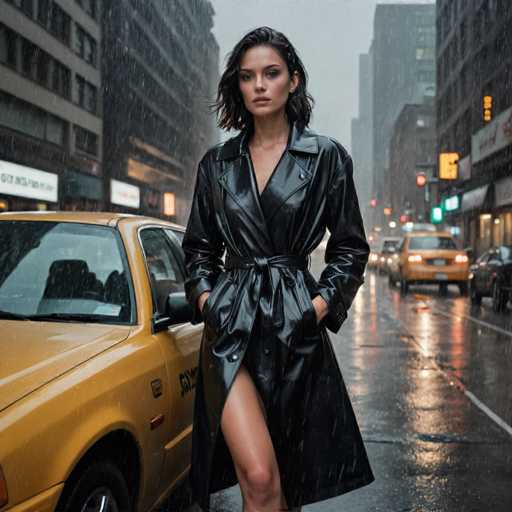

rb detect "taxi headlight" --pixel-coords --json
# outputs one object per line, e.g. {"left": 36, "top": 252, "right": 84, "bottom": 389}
{"left": 0, "top": 465, "right": 7, "bottom": 508}
{"left": 455, "top": 254, "right": 469, "bottom": 263}
{"left": 408, "top": 254, "right": 422, "bottom": 263}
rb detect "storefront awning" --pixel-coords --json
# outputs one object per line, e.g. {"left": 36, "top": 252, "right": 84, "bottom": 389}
{"left": 461, "top": 185, "right": 489, "bottom": 212}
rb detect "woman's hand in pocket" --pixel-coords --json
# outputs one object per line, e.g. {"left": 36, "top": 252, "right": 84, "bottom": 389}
{"left": 311, "top": 295, "right": 329, "bottom": 324}
{"left": 198, "top": 291, "right": 210, "bottom": 314}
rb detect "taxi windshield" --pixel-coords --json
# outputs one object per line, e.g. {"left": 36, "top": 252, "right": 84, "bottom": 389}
{"left": 0, "top": 221, "right": 133, "bottom": 324}
{"left": 409, "top": 236, "right": 457, "bottom": 251}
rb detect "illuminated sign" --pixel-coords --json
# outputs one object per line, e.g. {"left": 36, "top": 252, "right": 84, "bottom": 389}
{"left": 443, "top": 195, "right": 460, "bottom": 212}
{"left": 483, "top": 95, "right": 493, "bottom": 122}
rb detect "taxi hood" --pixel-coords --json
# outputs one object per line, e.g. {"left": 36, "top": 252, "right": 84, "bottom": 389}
{"left": 0, "top": 321, "right": 131, "bottom": 412}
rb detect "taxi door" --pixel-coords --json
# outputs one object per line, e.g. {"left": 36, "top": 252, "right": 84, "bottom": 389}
{"left": 138, "top": 226, "right": 201, "bottom": 493}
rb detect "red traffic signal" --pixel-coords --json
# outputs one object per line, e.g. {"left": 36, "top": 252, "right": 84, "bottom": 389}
{"left": 370, "top": 198, "right": 377, "bottom": 208}
{"left": 416, "top": 173, "right": 427, "bottom": 187}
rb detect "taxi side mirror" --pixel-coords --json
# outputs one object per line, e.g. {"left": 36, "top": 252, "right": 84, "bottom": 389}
{"left": 153, "top": 291, "right": 193, "bottom": 332}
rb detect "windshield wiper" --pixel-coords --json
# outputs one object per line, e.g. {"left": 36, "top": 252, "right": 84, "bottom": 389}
{"left": 0, "top": 310, "right": 31, "bottom": 320}
{"left": 25, "top": 313, "right": 109, "bottom": 323}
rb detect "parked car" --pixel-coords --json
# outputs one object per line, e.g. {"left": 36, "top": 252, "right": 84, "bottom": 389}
{"left": 390, "top": 231, "right": 469, "bottom": 296}
{"left": 0, "top": 212, "right": 201, "bottom": 512}
{"left": 469, "top": 245, "right": 512, "bottom": 312}
{"left": 377, "top": 237, "right": 401, "bottom": 274}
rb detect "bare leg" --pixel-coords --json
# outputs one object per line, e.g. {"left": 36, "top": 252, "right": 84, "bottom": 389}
{"left": 221, "top": 363, "right": 287, "bottom": 511}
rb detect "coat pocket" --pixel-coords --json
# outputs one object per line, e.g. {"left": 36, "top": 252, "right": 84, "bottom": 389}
{"left": 293, "top": 271, "right": 320, "bottom": 339}
{"left": 202, "top": 272, "right": 235, "bottom": 334}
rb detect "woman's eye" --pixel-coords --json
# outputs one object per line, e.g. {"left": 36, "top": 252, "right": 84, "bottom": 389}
{"left": 240, "top": 74, "right": 251, "bottom": 81}
{"left": 266, "top": 70, "right": 279, "bottom": 78}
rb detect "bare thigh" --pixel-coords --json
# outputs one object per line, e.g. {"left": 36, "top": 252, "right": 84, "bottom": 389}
{"left": 220, "top": 363, "right": 279, "bottom": 483}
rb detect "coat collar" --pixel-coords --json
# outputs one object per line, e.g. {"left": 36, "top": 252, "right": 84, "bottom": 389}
{"left": 216, "top": 122, "right": 319, "bottom": 161}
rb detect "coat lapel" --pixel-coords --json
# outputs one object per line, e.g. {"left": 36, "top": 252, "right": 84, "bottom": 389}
{"left": 216, "top": 122, "right": 319, "bottom": 244}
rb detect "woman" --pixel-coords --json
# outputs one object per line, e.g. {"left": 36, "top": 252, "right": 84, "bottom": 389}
{"left": 182, "top": 26, "right": 374, "bottom": 512}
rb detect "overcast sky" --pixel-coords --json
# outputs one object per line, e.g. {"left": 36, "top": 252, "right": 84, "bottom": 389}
{"left": 209, "top": 0, "right": 434, "bottom": 152}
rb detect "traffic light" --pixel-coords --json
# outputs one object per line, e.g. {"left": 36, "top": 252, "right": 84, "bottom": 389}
{"left": 370, "top": 198, "right": 377, "bottom": 208}
{"left": 439, "top": 153, "right": 459, "bottom": 180}
{"left": 416, "top": 172, "right": 427, "bottom": 187}
{"left": 431, "top": 205, "right": 443, "bottom": 224}
{"left": 383, "top": 207, "right": 392, "bottom": 216}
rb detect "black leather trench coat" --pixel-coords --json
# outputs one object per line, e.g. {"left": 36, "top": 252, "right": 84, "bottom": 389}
{"left": 181, "top": 121, "right": 375, "bottom": 511}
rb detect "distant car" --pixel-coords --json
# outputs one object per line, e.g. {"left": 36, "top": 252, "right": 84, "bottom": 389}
{"left": 469, "top": 246, "right": 512, "bottom": 312}
{"left": 401, "top": 222, "right": 437, "bottom": 233}
{"left": 390, "top": 231, "right": 469, "bottom": 296}
{"left": 368, "top": 248, "right": 380, "bottom": 269}
{"left": 377, "top": 237, "right": 401, "bottom": 274}
{"left": 0, "top": 212, "right": 200, "bottom": 512}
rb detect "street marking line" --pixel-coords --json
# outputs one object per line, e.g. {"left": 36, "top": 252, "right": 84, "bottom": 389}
{"left": 381, "top": 291, "right": 512, "bottom": 438}
{"left": 431, "top": 303, "right": 512, "bottom": 339}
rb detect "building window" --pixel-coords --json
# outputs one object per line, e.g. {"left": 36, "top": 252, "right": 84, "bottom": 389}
{"left": 75, "top": 74, "right": 97, "bottom": 113}
{"left": 6, "top": 0, "right": 34, "bottom": 17}
{"left": 75, "top": 0, "right": 97, "bottom": 20}
{"left": 0, "top": 24, "right": 18, "bottom": 68}
{"left": 75, "top": 125, "right": 98, "bottom": 155}
{"left": 0, "top": 91, "right": 67, "bottom": 146}
{"left": 75, "top": 25, "right": 97, "bottom": 67}
{"left": 37, "top": 0, "right": 49, "bottom": 25}
{"left": 49, "top": 2, "right": 71, "bottom": 44}
{"left": 52, "top": 60, "right": 71, "bottom": 99}
{"left": 46, "top": 113, "right": 66, "bottom": 145}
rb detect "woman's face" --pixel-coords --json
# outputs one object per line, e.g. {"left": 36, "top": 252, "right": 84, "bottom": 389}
{"left": 238, "top": 44, "right": 299, "bottom": 120}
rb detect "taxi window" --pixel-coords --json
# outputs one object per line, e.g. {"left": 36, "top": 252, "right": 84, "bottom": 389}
{"left": 408, "top": 236, "right": 457, "bottom": 250}
{"left": 0, "top": 221, "right": 134, "bottom": 323}
{"left": 139, "top": 228, "right": 185, "bottom": 315}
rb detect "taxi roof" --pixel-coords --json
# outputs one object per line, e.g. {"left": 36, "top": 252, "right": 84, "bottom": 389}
{"left": 405, "top": 230, "right": 452, "bottom": 238}
{"left": 0, "top": 211, "right": 185, "bottom": 231}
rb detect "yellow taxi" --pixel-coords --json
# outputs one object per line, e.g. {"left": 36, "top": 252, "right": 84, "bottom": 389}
{"left": 0, "top": 212, "right": 201, "bottom": 512}
{"left": 389, "top": 231, "right": 469, "bottom": 296}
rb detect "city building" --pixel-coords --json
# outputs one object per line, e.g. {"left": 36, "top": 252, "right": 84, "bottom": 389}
{"left": 0, "top": 0, "right": 103, "bottom": 212}
{"left": 102, "top": 0, "right": 219, "bottom": 225}
{"left": 370, "top": 3, "right": 436, "bottom": 233}
{"left": 436, "top": 0, "right": 512, "bottom": 256}
{"left": 351, "top": 52, "right": 373, "bottom": 228}
{"left": 388, "top": 101, "right": 436, "bottom": 229}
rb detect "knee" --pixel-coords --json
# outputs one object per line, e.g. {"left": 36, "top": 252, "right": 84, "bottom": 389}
{"left": 241, "top": 465, "right": 280, "bottom": 503}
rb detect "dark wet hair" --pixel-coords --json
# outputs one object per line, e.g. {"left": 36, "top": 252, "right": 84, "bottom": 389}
{"left": 211, "top": 26, "right": 314, "bottom": 132}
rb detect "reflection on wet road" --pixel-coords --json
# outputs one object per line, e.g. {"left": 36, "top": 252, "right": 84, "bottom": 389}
{"left": 196, "top": 251, "right": 512, "bottom": 511}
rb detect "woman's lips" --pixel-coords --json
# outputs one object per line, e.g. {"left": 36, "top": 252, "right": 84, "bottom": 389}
{"left": 253, "top": 98, "right": 271, "bottom": 103}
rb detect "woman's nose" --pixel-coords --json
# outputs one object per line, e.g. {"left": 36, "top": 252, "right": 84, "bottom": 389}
{"left": 255, "top": 75, "right": 265, "bottom": 90}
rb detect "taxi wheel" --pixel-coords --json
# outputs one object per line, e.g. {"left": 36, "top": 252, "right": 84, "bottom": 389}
{"left": 57, "top": 460, "right": 132, "bottom": 512}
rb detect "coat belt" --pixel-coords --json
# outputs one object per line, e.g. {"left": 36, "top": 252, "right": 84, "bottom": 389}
{"left": 225, "top": 254, "right": 309, "bottom": 332}
{"left": 225, "top": 254, "right": 308, "bottom": 271}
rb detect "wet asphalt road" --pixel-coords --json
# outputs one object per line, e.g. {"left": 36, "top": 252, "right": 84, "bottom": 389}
{"left": 178, "top": 250, "right": 512, "bottom": 511}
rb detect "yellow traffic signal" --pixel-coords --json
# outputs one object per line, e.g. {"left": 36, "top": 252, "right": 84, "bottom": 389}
{"left": 439, "top": 152, "right": 459, "bottom": 180}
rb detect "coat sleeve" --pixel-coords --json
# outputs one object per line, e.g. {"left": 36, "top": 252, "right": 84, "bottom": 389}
{"left": 181, "top": 156, "right": 225, "bottom": 325}
{"left": 315, "top": 149, "right": 370, "bottom": 334}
